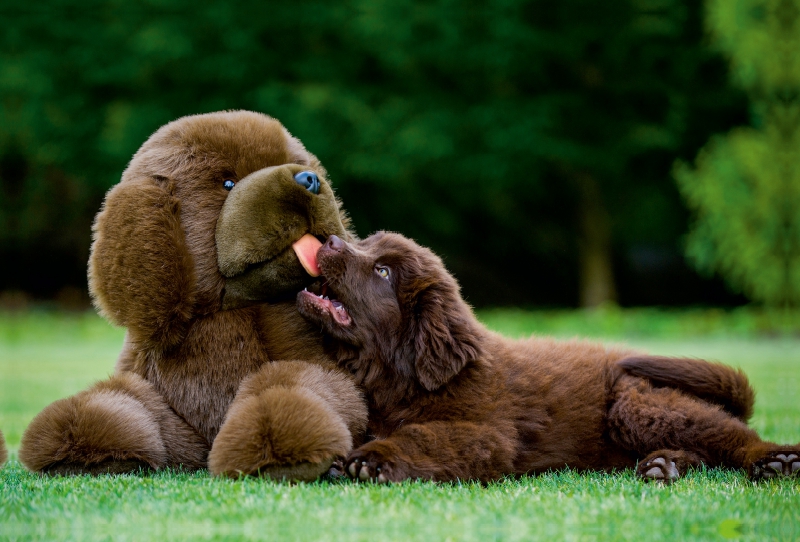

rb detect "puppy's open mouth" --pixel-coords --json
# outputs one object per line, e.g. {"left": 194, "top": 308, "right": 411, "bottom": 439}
{"left": 298, "top": 282, "right": 352, "bottom": 326}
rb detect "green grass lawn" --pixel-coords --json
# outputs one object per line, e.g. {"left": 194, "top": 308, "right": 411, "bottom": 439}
{"left": 1, "top": 309, "right": 799, "bottom": 541}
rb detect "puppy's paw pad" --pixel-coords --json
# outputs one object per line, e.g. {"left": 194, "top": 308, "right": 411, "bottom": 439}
{"left": 751, "top": 452, "right": 800, "bottom": 480}
{"left": 638, "top": 456, "right": 679, "bottom": 483}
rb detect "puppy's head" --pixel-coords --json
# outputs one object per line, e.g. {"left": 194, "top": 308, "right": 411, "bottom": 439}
{"left": 297, "top": 232, "right": 483, "bottom": 391}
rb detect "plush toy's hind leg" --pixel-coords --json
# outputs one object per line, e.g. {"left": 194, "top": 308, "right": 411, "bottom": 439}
{"left": 209, "top": 361, "right": 367, "bottom": 481}
{"left": 608, "top": 375, "right": 799, "bottom": 482}
{"left": 19, "top": 372, "right": 208, "bottom": 475}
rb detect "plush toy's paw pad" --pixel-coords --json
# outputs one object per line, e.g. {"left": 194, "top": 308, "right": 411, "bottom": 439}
{"left": 751, "top": 451, "right": 800, "bottom": 480}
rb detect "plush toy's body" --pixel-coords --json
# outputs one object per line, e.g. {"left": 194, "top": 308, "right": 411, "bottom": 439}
{"left": 19, "top": 111, "right": 367, "bottom": 480}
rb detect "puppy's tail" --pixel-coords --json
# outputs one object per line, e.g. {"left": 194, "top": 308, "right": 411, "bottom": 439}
{"left": 617, "top": 356, "right": 755, "bottom": 421}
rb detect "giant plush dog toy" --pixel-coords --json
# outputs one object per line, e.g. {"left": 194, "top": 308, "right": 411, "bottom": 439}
{"left": 19, "top": 111, "right": 367, "bottom": 480}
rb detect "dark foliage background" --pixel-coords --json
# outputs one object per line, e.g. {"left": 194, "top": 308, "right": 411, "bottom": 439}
{"left": 0, "top": 1, "right": 752, "bottom": 307}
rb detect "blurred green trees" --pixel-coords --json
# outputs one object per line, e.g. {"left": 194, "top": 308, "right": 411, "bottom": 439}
{"left": 676, "top": 0, "right": 800, "bottom": 307}
{"left": 0, "top": 1, "right": 748, "bottom": 306}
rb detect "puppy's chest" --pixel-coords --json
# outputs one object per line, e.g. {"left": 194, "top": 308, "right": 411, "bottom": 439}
{"left": 366, "top": 403, "right": 418, "bottom": 439}
{"left": 364, "top": 388, "right": 455, "bottom": 439}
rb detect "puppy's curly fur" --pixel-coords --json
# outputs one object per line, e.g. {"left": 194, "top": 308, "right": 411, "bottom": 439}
{"left": 298, "top": 232, "right": 800, "bottom": 483}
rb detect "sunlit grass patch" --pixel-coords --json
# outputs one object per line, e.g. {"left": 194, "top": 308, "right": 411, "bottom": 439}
{"left": 2, "top": 462, "right": 798, "bottom": 541}
{"left": 1, "top": 309, "right": 799, "bottom": 541}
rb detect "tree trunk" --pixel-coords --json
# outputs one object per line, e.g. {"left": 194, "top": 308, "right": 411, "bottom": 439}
{"left": 576, "top": 173, "right": 617, "bottom": 307}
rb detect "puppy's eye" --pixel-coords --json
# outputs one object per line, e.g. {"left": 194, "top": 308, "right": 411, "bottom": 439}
{"left": 375, "top": 266, "right": 390, "bottom": 280}
{"left": 223, "top": 179, "right": 236, "bottom": 191}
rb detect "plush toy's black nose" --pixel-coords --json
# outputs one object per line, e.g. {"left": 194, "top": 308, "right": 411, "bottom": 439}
{"left": 294, "top": 171, "right": 320, "bottom": 194}
{"left": 326, "top": 235, "right": 344, "bottom": 253}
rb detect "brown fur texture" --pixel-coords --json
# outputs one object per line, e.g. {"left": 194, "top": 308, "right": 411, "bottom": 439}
{"left": 297, "top": 232, "right": 800, "bottom": 483}
{"left": 0, "top": 430, "right": 7, "bottom": 466}
{"left": 19, "top": 111, "right": 367, "bottom": 480}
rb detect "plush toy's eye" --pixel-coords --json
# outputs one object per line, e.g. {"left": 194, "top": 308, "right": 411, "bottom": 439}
{"left": 223, "top": 179, "right": 236, "bottom": 191}
{"left": 375, "top": 266, "right": 390, "bottom": 280}
{"left": 294, "top": 171, "right": 320, "bottom": 195}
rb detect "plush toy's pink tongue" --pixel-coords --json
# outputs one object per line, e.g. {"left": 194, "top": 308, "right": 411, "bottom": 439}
{"left": 292, "top": 234, "right": 322, "bottom": 277}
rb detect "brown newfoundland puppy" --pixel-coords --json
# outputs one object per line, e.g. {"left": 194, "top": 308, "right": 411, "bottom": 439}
{"left": 298, "top": 232, "right": 800, "bottom": 483}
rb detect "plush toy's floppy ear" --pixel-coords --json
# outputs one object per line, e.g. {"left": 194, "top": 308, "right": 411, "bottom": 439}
{"left": 89, "top": 177, "right": 195, "bottom": 349}
{"left": 413, "top": 282, "right": 483, "bottom": 391}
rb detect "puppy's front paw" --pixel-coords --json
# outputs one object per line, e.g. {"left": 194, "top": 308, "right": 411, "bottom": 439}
{"left": 321, "top": 457, "right": 347, "bottom": 480}
{"left": 345, "top": 445, "right": 400, "bottom": 483}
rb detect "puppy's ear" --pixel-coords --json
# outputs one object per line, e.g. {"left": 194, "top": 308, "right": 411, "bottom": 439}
{"left": 89, "top": 177, "right": 195, "bottom": 349}
{"left": 413, "top": 282, "right": 483, "bottom": 391}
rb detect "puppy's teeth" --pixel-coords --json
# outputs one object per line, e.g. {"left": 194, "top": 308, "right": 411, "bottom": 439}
{"left": 323, "top": 296, "right": 329, "bottom": 301}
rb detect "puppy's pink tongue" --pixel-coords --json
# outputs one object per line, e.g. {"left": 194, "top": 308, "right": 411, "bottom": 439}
{"left": 292, "top": 234, "right": 322, "bottom": 277}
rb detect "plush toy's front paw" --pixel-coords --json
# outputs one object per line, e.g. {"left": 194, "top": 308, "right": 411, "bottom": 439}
{"left": 19, "top": 389, "right": 168, "bottom": 475}
{"left": 209, "top": 387, "right": 352, "bottom": 482}
{"left": 345, "top": 443, "right": 404, "bottom": 483}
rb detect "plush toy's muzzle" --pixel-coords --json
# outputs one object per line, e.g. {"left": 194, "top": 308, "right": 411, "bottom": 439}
{"left": 216, "top": 164, "right": 348, "bottom": 310}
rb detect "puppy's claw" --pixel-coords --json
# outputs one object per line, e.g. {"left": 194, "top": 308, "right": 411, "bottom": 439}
{"left": 348, "top": 461, "right": 358, "bottom": 478}
{"left": 358, "top": 464, "right": 371, "bottom": 481}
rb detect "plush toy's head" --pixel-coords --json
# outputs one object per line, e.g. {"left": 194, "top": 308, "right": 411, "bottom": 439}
{"left": 89, "top": 111, "right": 350, "bottom": 345}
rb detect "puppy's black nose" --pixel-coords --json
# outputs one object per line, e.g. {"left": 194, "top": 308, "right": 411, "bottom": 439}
{"left": 294, "top": 171, "right": 320, "bottom": 194}
{"left": 326, "top": 235, "right": 344, "bottom": 252}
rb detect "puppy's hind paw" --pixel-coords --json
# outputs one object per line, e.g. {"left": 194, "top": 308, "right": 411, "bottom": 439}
{"left": 639, "top": 457, "right": 679, "bottom": 483}
{"left": 636, "top": 450, "right": 702, "bottom": 484}
{"left": 751, "top": 451, "right": 800, "bottom": 480}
